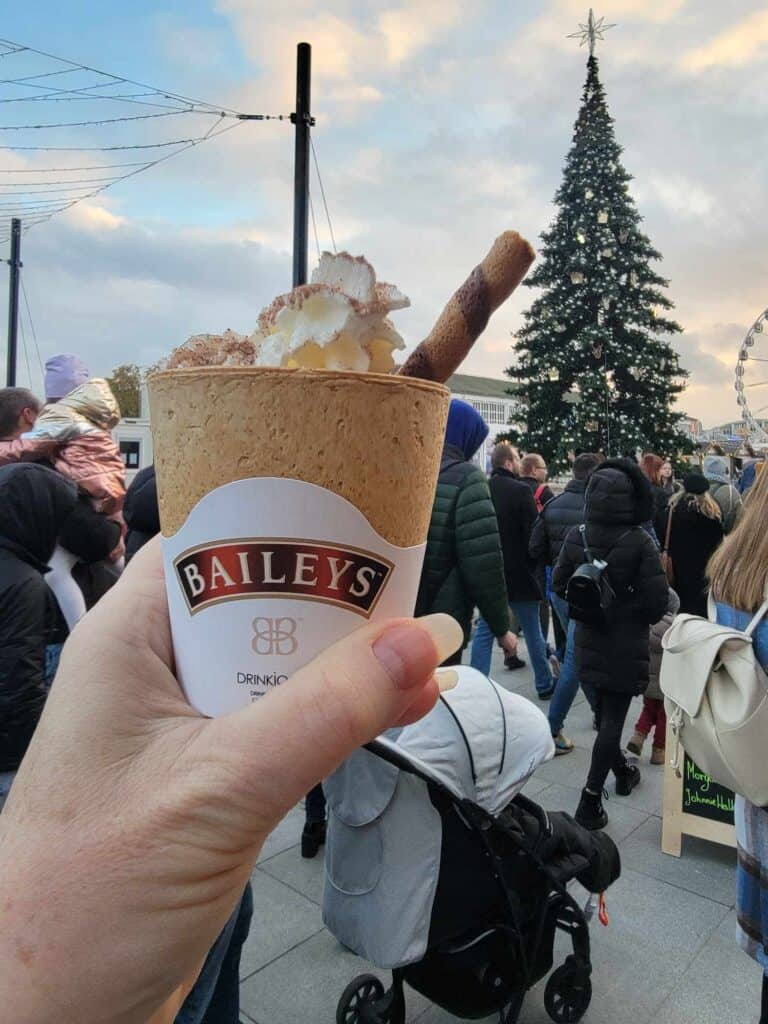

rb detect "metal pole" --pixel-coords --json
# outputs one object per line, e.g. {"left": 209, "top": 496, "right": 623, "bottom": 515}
{"left": 292, "top": 42, "right": 312, "bottom": 287}
{"left": 6, "top": 218, "right": 21, "bottom": 387}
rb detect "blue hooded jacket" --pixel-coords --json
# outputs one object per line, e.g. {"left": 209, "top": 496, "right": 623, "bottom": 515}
{"left": 444, "top": 399, "right": 489, "bottom": 462}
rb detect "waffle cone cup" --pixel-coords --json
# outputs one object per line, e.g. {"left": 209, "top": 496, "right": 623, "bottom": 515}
{"left": 147, "top": 367, "right": 449, "bottom": 716}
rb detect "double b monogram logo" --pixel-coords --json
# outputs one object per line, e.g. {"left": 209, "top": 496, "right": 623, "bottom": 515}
{"left": 251, "top": 617, "right": 298, "bottom": 656}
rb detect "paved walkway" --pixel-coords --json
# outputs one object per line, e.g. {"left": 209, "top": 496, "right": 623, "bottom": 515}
{"left": 238, "top": 641, "right": 756, "bottom": 1024}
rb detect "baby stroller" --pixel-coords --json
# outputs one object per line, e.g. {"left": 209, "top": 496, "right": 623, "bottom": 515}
{"left": 324, "top": 668, "right": 620, "bottom": 1024}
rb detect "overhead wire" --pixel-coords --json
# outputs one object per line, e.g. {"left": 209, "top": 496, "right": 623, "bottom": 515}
{"left": 20, "top": 272, "right": 44, "bottom": 381}
{"left": 310, "top": 136, "right": 336, "bottom": 254}
{"left": 308, "top": 191, "right": 322, "bottom": 261}
{"left": 0, "top": 36, "right": 289, "bottom": 236}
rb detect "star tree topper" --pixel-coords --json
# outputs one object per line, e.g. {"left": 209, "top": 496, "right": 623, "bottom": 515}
{"left": 567, "top": 9, "right": 616, "bottom": 56}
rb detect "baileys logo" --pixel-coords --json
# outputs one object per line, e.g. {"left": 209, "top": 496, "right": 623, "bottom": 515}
{"left": 174, "top": 538, "right": 394, "bottom": 618}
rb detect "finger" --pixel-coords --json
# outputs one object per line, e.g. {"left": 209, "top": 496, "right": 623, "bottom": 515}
{"left": 202, "top": 613, "right": 463, "bottom": 829}
{"left": 392, "top": 675, "right": 440, "bottom": 727}
{"left": 75, "top": 536, "right": 174, "bottom": 668}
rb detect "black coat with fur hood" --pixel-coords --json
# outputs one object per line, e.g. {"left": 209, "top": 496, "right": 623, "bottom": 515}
{"left": 552, "top": 459, "right": 669, "bottom": 695}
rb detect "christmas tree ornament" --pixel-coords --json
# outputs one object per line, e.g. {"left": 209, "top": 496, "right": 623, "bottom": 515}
{"left": 570, "top": 270, "right": 585, "bottom": 284}
{"left": 618, "top": 229, "right": 629, "bottom": 243}
{"left": 576, "top": 231, "right": 586, "bottom": 244}
{"left": 601, "top": 247, "right": 613, "bottom": 258}
{"left": 597, "top": 209, "right": 609, "bottom": 223}
{"left": 630, "top": 270, "right": 639, "bottom": 286}
{"left": 585, "top": 188, "right": 594, "bottom": 199}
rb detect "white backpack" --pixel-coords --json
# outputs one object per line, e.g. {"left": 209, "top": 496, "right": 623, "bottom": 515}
{"left": 660, "top": 594, "right": 768, "bottom": 805}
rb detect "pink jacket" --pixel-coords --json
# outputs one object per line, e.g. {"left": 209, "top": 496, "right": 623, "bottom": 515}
{"left": 0, "top": 379, "right": 126, "bottom": 517}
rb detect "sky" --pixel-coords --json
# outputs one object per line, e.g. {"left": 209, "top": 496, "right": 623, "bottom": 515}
{"left": 2, "top": 0, "right": 767, "bottom": 429}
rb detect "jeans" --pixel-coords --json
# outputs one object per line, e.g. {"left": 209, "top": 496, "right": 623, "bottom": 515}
{"left": 175, "top": 883, "right": 254, "bottom": 1024}
{"left": 586, "top": 690, "right": 633, "bottom": 792}
{"left": 471, "top": 601, "right": 553, "bottom": 695}
{"left": 548, "top": 593, "right": 580, "bottom": 736}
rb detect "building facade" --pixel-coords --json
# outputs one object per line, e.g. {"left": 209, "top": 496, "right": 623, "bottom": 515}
{"left": 446, "top": 373, "right": 523, "bottom": 472}
{"left": 112, "top": 384, "right": 152, "bottom": 482}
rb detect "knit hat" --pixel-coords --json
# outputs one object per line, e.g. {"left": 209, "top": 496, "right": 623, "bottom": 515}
{"left": 683, "top": 472, "right": 710, "bottom": 496}
{"left": 702, "top": 454, "right": 729, "bottom": 485}
{"left": 44, "top": 353, "right": 89, "bottom": 402}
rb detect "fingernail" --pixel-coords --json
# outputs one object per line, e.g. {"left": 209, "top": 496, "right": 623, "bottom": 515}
{"left": 435, "top": 668, "right": 458, "bottom": 692}
{"left": 372, "top": 614, "right": 463, "bottom": 690}
{"left": 418, "top": 614, "right": 464, "bottom": 663}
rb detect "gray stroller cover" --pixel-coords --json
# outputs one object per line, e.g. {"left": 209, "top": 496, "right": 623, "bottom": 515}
{"left": 322, "top": 667, "right": 555, "bottom": 968}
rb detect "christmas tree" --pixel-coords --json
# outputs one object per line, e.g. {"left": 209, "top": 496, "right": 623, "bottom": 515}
{"left": 507, "top": 31, "right": 691, "bottom": 470}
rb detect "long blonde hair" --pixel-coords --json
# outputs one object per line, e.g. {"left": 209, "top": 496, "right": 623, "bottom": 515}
{"left": 709, "top": 461, "right": 768, "bottom": 611}
{"left": 669, "top": 488, "right": 721, "bottom": 521}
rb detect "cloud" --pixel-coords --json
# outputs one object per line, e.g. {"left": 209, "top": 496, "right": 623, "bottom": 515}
{"left": 639, "top": 175, "right": 716, "bottom": 220}
{"left": 683, "top": 10, "right": 768, "bottom": 73}
{"left": 376, "top": 1, "right": 463, "bottom": 64}
{"left": 5, "top": 0, "right": 767, "bottom": 440}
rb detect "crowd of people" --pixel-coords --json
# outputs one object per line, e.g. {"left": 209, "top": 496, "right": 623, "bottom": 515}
{"left": 2, "top": 381, "right": 768, "bottom": 1022}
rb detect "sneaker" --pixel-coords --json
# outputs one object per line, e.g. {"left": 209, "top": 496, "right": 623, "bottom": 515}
{"left": 549, "top": 654, "right": 561, "bottom": 680}
{"left": 301, "top": 820, "right": 327, "bottom": 859}
{"left": 553, "top": 732, "right": 574, "bottom": 756}
{"left": 538, "top": 687, "right": 555, "bottom": 701}
{"left": 626, "top": 732, "right": 646, "bottom": 758}
{"left": 650, "top": 746, "right": 666, "bottom": 766}
{"left": 575, "top": 788, "right": 608, "bottom": 831}
{"left": 614, "top": 763, "right": 641, "bottom": 796}
{"left": 504, "top": 654, "right": 526, "bottom": 671}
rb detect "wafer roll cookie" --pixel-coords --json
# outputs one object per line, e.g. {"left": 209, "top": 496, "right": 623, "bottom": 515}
{"left": 398, "top": 231, "right": 535, "bottom": 383}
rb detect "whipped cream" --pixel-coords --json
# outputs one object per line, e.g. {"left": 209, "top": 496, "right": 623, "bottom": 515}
{"left": 167, "top": 252, "right": 409, "bottom": 374}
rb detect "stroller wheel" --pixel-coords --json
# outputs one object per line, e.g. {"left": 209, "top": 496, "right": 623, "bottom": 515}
{"left": 544, "top": 962, "right": 592, "bottom": 1023}
{"left": 337, "top": 973, "right": 386, "bottom": 1024}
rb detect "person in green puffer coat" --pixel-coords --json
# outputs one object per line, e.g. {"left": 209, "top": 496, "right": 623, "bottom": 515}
{"left": 415, "top": 399, "right": 517, "bottom": 666}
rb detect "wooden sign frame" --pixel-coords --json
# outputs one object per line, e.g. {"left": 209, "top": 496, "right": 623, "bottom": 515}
{"left": 661, "top": 733, "right": 736, "bottom": 857}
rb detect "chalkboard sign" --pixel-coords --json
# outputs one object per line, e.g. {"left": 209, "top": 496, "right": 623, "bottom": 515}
{"left": 682, "top": 754, "right": 735, "bottom": 826}
{"left": 662, "top": 729, "right": 736, "bottom": 858}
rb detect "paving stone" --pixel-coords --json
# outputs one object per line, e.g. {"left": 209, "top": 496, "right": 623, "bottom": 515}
{"left": 520, "top": 776, "right": 552, "bottom": 799}
{"left": 536, "top": 781, "right": 650, "bottom": 846}
{"left": 256, "top": 803, "right": 304, "bottom": 865}
{"left": 652, "top": 910, "right": 758, "bottom": 1024}
{"left": 533, "top": 743, "right": 593, "bottom": 789}
{"left": 619, "top": 815, "right": 736, "bottom": 907}
{"left": 258, "top": 842, "right": 325, "bottom": 906}
{"left": 239, "top": 870, "right": 323, "bottom": 980}
{"left": 240, "top": 928, "right": 431, "bottom": 1024}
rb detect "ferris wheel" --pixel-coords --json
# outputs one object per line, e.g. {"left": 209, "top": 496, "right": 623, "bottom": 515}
{"left": 735, "top": 308, "right": 768, "bottom": 443}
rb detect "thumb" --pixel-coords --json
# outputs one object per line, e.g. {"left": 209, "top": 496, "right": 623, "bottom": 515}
{"left": 203, "top": 613, "right": 463, "bottom": 832}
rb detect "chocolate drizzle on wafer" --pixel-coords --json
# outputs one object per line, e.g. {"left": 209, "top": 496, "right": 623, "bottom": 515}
{"left": 456, "top": 266, "right": 491, "bottom": 339}
{"left": 397, "top": 231, "right": 535, "bottom": 385}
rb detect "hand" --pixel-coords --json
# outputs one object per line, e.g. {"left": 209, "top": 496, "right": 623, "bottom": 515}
{"left": 0, "top": 539, "right": 462, "bottom": 1024}
{"left": 498, "top": 630, "right": 519, "bottom": 657}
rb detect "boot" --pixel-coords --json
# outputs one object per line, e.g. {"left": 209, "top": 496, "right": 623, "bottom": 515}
{"left": 650, "top": 746, "right": 666, "bottom": 766}
{"left": 614, "top": 762, "right": 641, "bottom": 796}
{"left": 575, "top": 788, "right": 608, "bottom": 831}
{"left": 626, "top": 732, "right": 646, "bottom": 758}
{"left": 301, "top": 820, "right": 326, "bottom": 859}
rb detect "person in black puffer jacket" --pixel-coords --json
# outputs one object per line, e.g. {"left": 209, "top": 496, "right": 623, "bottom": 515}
{"left": 0, "top": 463, "right": 120, "bottom": 801}
{"left": 553, "top": 458, "right": 668, "bottom": 830}
{"left": 124, "top": 464, "right": 159, "bottom": 563}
